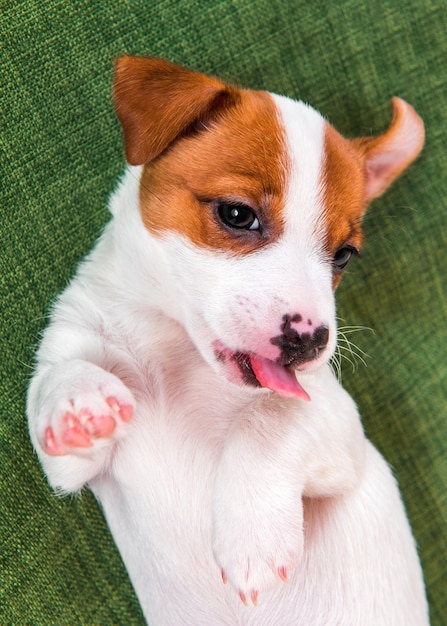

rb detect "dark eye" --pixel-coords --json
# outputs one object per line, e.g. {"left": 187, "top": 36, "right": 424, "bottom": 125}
{"left": 217, "top": 201, "right": 260, "bottom": 231}
{"left": 333, "top": 246, "right": 357, "bottom": 272}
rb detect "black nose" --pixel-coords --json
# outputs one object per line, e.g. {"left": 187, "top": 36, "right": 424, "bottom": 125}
{"left": 271, "top": 321, "right": 329, "bottom": 367}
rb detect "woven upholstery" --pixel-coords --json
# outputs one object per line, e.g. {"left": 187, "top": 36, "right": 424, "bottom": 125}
{"left": 1, "top": 1, "right": 446, "bottom": 623}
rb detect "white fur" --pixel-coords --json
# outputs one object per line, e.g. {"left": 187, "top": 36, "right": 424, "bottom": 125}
{"left": 27, "top": 94, "right": 429, "bottom": 624}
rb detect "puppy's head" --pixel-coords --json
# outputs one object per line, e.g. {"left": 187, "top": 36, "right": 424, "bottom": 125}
{"left": 114, "top": 56, "right": 424, "bottom": 399}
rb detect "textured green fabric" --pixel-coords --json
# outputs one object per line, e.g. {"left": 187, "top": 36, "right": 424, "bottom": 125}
{"left": 1, "top": 0, "right": 446, "bottom": 623}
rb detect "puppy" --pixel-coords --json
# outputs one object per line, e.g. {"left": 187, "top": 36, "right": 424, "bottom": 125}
{"left": 27, "top": 56, "right": 429, "bottom": 625}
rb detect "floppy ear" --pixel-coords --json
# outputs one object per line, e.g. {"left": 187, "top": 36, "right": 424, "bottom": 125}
{"left": 354, "top": 97, "right": 425, "bottom": 203}
{"left": 113, "top": 55, "right": 239, "bottom": 165}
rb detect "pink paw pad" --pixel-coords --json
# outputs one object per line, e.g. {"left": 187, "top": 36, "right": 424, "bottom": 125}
{"left": 80, "top": 408, "right": 116, "bottom": 437}
{"left": 43, "top": 426, "right": 66, "bottom": 456}
{"left": 62, "top": 413, "right": 92, "bottom": 448}
{"left": 106, "top": 396, "right": 133, "bottom": 422}
{"left": 42, "top": 394, "right": 134, "bottom": 456}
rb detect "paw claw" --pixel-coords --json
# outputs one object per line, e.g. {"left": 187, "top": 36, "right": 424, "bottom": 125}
{"left": 251, "top": 590, "right": 259, "bottom": 606}
{"left": 278, "top": 565, "right": 289, "bottom": 582}
{"left": 106, "top": 396, "right": 121, "bottom": 413}
{"left": 239, "top": 591, "right": 248, "bottom": 606}
{"left": 64, "top": 412, "right": 77, "bottom": 430}
{"left": 221, "top": 568, "right": 228, "bottom": 585}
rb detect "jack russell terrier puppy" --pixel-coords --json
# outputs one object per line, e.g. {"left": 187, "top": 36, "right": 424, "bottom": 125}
{"left": 27, "top": 56, "right": 429, "bottom": 625}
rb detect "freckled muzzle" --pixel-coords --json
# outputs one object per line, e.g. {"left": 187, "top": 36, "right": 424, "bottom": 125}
{"left": 212, "top": 313, "right": 331, "bottom": 401}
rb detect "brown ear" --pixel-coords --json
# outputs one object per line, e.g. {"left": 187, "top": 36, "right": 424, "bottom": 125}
{"left": 113, "top": 56, "right": 239, "bottom": 165}
{"left": 354, "top": 97, "right": 425, "bottom": 203}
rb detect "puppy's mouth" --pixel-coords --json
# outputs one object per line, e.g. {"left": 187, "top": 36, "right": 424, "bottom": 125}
{"left": 220, "top": 349, "right": 311, "bottom": 401}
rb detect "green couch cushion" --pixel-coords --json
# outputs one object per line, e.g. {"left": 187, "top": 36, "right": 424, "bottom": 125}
{"left": 1, "top": 1, "right": 446, "bottom": 623}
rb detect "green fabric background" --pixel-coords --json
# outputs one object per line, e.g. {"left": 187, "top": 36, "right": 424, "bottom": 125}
{"left": 1, "top": 0, "right": 446, "bottom": 623}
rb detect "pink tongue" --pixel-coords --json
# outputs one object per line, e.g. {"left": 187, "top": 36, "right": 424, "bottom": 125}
{"left": 250, "top": 354, "right": 311, "bottom": 401}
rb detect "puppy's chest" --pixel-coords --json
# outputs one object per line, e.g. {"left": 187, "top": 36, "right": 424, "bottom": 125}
{"left": 103, "top": 342, "right": 235, "bottom": 488}
{"left": 92, "top": 354, "right": 238, "bottom": 566}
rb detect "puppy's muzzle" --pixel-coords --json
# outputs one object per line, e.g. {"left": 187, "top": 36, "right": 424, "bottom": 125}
{"left": 271, "top": 314, "right": 329, "bottom": 367}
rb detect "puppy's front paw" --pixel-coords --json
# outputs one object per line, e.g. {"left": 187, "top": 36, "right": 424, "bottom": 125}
{"left": 212, "top": 477, "right": 304, "bottom": 604}
{"left": 34, "top": 361, "right": 135, "bottom": 457}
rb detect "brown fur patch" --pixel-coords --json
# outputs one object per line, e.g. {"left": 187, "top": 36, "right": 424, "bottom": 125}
{"left": 322, "top": 97, "right": 424, "bottom": 288}
{"left": 114, "top": 56, "right": 240, "bottom": 165}
{"left": 321, "top": 124, "right": 367, "bottom": 288}
{"left": 139, "top": 90, "right": 289, "bottom": 254}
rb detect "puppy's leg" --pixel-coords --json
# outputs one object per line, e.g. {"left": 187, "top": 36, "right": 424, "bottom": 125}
{"left": 212, "top": 373, "right": 365, "bottom": 604}
{"left": 302, "top": 442, "right": 429, "bottom": 626}
{"left": 212, "top": 400, "right": 306, "bottom": 603}
{"left": 27, "top": 321, "right": 135, "bottom": 493}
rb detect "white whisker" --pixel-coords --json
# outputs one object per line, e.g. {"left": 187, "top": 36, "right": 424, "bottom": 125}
{"left": 330, "top": 323, "right": 374, "bottom": 379}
